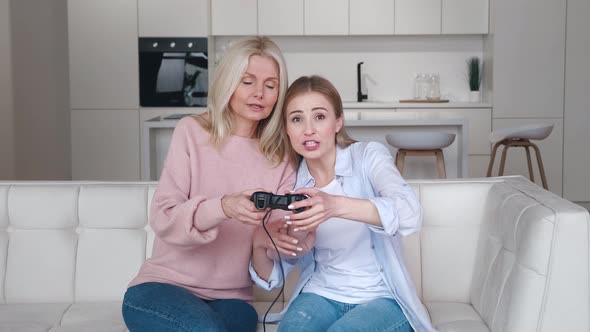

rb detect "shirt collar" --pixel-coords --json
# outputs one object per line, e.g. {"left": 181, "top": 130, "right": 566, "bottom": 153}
{"left": 297, "top": 145, "right": 354, "bottom": 187}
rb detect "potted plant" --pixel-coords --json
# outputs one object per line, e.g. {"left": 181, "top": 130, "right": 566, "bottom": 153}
{"left": 467, "top": 56, "right": 482, "bottom": 102}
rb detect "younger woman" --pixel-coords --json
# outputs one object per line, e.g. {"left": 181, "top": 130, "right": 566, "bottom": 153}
{"left": 251, "top": 76, "right": 436, "bottom": 332}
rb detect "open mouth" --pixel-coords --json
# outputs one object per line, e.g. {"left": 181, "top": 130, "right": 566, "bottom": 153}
{"left": 303, "top": 140, "right": 319, "bottom": 151}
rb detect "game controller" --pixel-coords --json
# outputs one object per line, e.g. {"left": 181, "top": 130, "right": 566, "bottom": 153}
{"left": 250, "top": 192, "right": 308, "bottom": 213}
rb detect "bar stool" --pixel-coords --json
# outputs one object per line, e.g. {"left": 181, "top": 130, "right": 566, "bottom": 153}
{"left": 486, "top": 123, "right": 553, "bottom": 189}
{"left": 386, "top": 132, "right": 456, "bottom": 178}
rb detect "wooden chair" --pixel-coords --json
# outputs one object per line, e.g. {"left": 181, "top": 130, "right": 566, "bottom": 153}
{"left": 486, "top": 123, "right": 554, "bottom": 190}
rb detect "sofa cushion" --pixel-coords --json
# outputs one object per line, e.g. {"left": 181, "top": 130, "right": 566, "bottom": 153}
{"left": 420, "top": 182, "right": 492, "bottom": 303}
{"left": 5, "top": 230, "right": 77, "bottom": 303}
{"left": 425, "top": 302, "right": 489, "bottom": 332}
{"left": 0, "top": 323, "right": 50, "bottom": 332}
{"left": 0, "top": 185, "right": 8, "bottom": 228}
{"left": 61, "top": 302, "right": 124, "bottom": 325}
{"left": 75, "top": 229, "right": 146, "bottom": 302}
{"left": 0, "top": 303, "right": 70, "bottom": 328}
{"left": 49, "top": 322, "right": 128, "bottom": 332}
{"left": 78, "top": 185, "right": 148, "bottom": 229}
{"left": 8, "top": 185, "right": 79, "bottom": 229}
{"left": 256, "top": 323, "right": 278, "bottom": 332}
{"left": 0, "top": 232, "right": 7, "bottom": 304}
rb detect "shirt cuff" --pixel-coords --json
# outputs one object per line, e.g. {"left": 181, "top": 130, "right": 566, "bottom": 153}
{"left": 249, "top": 260, "right": 283, "bottom": 291}
{"left": 368, "top": 197, "right": 398, "bottom": 235}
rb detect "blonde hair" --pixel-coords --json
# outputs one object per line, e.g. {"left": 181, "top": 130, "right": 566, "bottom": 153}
{"left": 201, "top": 36, "right": 289, "bottom": 164}
{"left": 283, "top": 75, "right": 356, "bottom": 165}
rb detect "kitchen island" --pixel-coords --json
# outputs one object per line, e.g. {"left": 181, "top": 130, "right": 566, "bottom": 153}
{"left": 141, "top": 115, "right": 469, "bottom": 181}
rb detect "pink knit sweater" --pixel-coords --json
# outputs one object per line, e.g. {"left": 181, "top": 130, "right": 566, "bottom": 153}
{"left": 129, "top": 116, "right": 296, "bottom": 301}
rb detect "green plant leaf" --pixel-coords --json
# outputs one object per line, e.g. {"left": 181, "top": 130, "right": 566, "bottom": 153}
{"left": 467, "top": 57, "right": 482, "bottom": 91}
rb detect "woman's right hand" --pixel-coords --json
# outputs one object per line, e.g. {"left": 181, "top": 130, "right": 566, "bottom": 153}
{"left": 253, "top": 220, "right": 316, "bottom": 260}
{"left": 221, "top": 189, "right": 269, "bottom": 226}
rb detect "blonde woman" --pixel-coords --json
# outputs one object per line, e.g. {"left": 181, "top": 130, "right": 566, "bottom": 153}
{"left": 251, "top": 76, "right": 436, "bottom": 332}
{"left": 123, "top": 37, "right": 297, "bottom": 332}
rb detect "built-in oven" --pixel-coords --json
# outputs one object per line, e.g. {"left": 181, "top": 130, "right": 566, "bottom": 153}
{"left": 139, "top": 37, "right": 208, "bottom": 107}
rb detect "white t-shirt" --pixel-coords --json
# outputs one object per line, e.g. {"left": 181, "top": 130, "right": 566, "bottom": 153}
{"left": 302, "top": 178, "right": 392, "bottom": 304}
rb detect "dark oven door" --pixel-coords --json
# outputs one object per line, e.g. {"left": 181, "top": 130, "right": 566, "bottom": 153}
{"left": 139, "top": 37, "right": 208, "bottom": 107}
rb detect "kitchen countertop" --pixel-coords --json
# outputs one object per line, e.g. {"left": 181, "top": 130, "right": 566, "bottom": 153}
{"left": 141, "top": 115, "right": 469, "bottom": 180}
{"left": 342, "top": 101, "right": 492, "bottom": 109}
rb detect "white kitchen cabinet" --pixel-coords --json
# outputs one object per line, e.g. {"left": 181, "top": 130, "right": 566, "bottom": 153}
{"left": 68, "top": 0, "right": 138, "bottom": 110}
{"left": 211, "top": 0, "right": 257, "bottom": 36}
{"left": 138, "top": 0, "right": 208, "bottom": 37}
{"left": 491, "top": 119, "right": 563, "bottom": 196}
{"left": 350, "top": 0, "right": 394, "bottom": 35}
{"left": 490, "top": 0, "right": 565, "bottom": 118}
{"left": 442, "top": 0, "right": 488, "bottom": 34}
{"left": 395, "top": 0, "right": 441, "bottom": 35}
{"left": 71, "top": 110, "right": 140, "bottom": 181}
{"left": 258, "top": 0, "right": 304, "bottom": 35}
{"left": 304, "top": 0, "right": 348, "bottom": 35}
{"left": 563, "top": 0, "right": 590, "bottom": 203}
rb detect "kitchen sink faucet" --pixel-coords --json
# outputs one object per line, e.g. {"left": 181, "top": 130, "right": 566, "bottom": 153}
{"left": 357, "top": 62, "right": 368, "bottom": 102}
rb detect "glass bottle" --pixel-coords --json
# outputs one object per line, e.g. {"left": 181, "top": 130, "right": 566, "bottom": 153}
{"left": 414, "top": 74, "right": 421, "bottom": 99}
{"left": 415, "top": 73, "right": 429, "bottom": 100}
{"left": 427, "top": 73, "right": 441, "bottom": 100}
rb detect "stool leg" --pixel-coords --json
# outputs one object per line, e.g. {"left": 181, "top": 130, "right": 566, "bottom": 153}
{"left": 487, "top": 141, "right": 503, "bottom": 177}
{"left": 530, "top": 142, "right": 549, "bottom": 190}
{"left": 524, "top": 145, "right": 535, "bottom": 183}
{"left": 498, "top": 144, "right": 511, "bottom": 176}
{"left": 396, "top": 150, "right": 406, "bottom": 175}
{"left": 435, "top": 150, "right": 446, "bottom": 178}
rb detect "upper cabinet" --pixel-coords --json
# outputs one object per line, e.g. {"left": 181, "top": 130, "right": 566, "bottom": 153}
{"left": 211, "top": 0, "right": 257, "bottom": 35}
{"left": 395, "top": 0, "right": 441, "bottom": 35}
{"left": 304, "top": 0, "right": 348, "bottom": 35}
{"left": 258, "top": 0, "right": 304, "bottom": 35}
{"left": 442, "top": 0, "right": 489, "bottom": 34}
{"left": 138, "top": 0, "right": 209, "bottom": 37}
{"left": 67, "top": 0, "right": 138, "bottom": 109}
{"left": 210, "top": 0, "right": 488, "bottom": 36}
{"left": 350, "top": 0, "right": 395, "bottom": 35}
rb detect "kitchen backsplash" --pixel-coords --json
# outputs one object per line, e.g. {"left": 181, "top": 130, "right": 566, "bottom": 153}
{"left": 215, "top": 35, "right": 484, "bottom": 103}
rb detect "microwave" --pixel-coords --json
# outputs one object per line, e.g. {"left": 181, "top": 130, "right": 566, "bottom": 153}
{"left": 139, "top": 37, "right": 208, "bottom": 107}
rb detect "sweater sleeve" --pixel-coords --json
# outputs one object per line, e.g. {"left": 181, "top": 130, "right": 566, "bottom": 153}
{"left": 149, "top": 118, "right": 223, "bottom": 247}
{"left": 364, "top": 142, "right": 423, "bottom": 237}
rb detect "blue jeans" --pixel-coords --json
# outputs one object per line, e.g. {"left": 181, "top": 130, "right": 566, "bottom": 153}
{"left": 278, "top": 293, "right": 412, "bottom": 332}
{"left": 122, "top": 282, "right": 258, "bottom": 332}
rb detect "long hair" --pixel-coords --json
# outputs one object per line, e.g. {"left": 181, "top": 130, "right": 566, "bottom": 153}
{"left": 282, "top": 75, "right": 356, "bottom": 165}
{"left": 202, "top": 36, "right": 289, "bottom": 164}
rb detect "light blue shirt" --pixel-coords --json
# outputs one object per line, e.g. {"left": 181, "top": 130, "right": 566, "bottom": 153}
{"left": 250, "top": 141, "right": 437, "bottom": 332}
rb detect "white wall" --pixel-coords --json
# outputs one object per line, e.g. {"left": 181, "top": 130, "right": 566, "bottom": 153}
{"left": 10, "top": 0, "right": 70, "bottom": 180}
{"left": 215, "top": 36, "right": 484, "bottom": 103}
{"left": 0, "top": 0, "right": 15, "bottom": 179}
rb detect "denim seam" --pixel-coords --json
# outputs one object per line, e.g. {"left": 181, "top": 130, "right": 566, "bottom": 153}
{"left": 382, "top": 318, "right": 410, "bottom": 332}
{"left": 123, "top": 301, "right": 192, "bottom": 332}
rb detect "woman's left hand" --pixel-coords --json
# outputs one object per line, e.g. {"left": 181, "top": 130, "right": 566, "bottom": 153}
{"left": 284, "top": 187, "right": 343, "bottom": 232}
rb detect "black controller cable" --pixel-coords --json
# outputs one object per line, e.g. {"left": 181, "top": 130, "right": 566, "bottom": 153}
{"left": 260, "top": 209, "right": 286, "bottom": 332}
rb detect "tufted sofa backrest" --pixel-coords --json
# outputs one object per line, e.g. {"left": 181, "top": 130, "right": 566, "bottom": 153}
{"left": 0, "top": 183, "right": 157, "bottom": 304}
{"left": 401, "top": 178, "right": 589, "bottom": 332}
{"left": 0, "top": 177, "right": 588, "bottom": 332}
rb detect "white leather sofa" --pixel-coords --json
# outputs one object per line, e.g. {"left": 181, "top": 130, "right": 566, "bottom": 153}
{"left": 0, "top": 176, "right": 588, "bottom": 332}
